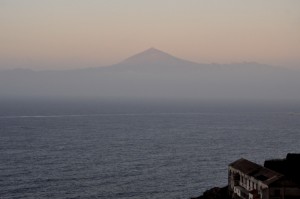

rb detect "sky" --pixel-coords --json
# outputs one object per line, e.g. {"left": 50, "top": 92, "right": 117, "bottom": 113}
{"left": 0, "top": 0, "right": 300, "bottom": 70}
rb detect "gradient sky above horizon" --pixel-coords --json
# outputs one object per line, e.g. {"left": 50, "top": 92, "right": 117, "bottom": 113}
{"left": 1, "top": 0, "right": 300, "bottom": 70}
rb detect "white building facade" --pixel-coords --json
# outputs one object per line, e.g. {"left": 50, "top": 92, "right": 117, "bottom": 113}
{"left": 228, "top": 158, "right": 300, "bottom": 199}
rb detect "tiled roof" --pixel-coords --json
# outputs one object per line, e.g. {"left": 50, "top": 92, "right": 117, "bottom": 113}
{"left": 229, "top": 158, "right": 261, "bottom": 174}
{"left": 229, "top": 158, "right": 283, "bottom": 184}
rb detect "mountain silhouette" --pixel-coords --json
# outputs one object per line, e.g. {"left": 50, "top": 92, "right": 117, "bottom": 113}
{"left": 122, "top": 48, "right": 177, "bottom": 64}
{"left": 104, "top": 48, "right": 202, "bottom": 73}
{"left": 0, "top": 48, "right": 299, "bottom": 100}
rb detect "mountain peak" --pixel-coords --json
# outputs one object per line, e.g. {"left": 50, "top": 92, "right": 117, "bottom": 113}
{"left": 143, "top": 47, "right": 165, "bottom": 54}
{"left": 109, "top": 47, "right": 202, "bottom": 73}
{"left": 120, "top": 47, "right": 180, "bottom": 66}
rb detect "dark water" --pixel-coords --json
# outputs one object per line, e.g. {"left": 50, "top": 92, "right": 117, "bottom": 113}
{"left": 0, "top": 101, "right": 300, "bottom": 199}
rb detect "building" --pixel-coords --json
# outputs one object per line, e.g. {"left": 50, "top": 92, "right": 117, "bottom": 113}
{"left": 228, "top": 157, "right": 300, "bottom": 199}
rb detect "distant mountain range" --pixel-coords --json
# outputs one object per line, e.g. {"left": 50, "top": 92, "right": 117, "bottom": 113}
{"left": 1, "top": 48, "right": 299, "bottom": 100}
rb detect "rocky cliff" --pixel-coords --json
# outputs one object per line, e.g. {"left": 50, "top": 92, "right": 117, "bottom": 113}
{"left": 191, "top": 186, "right": 229, "bottom": 199}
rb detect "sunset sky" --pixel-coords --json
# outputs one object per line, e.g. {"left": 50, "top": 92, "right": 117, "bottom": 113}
{"left": 1, "top": 0, "right": 300, "bottom": 70}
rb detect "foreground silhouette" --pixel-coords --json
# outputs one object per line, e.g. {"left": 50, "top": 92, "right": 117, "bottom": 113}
{"left": 192, "top": 153, "right": 300, "bottom": 199}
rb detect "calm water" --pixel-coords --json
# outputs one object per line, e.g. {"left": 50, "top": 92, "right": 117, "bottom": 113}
{"left": 0, "top": 101, "right": 300, "bottom": 199}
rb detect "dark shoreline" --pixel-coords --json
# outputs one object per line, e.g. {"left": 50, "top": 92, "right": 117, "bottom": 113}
{"left": 191, "top": 186, "right": 229, "bottom": 199}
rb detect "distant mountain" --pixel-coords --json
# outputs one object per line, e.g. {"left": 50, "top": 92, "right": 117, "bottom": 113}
{"left": 88, "top": 48, "right": 203, "bottom": 74}
{"left": 114, "top": 48, "right": 200, "bottom": 69}
{"left": 120, "top": 47, "right": 189, "bottom": 66}
{"left": 0, "top": 48, "right": 299, "bottom": 100}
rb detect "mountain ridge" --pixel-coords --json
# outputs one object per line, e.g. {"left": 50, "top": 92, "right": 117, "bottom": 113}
{"left": 100, "top": 47, "right": 204, "bottom": 73}
{"left": 0, "top": 48, "right": 294, "bottom": 72}
{"left": 0, "top": 48, "right": 299, "bottom": 100}
{"left": 119, "top": 47, "right": 199, "bottom": 65}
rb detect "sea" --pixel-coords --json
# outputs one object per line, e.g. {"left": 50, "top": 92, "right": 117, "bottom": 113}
{"left": 0, "top": 100, "right": 300, "bottom": 199}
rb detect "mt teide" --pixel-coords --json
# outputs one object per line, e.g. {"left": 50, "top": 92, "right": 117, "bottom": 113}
{"left": 0, "top": 48, "right": 299, "bottom": 100}
{"left": 105, "top": 48, "right": 202, "bottom": 73}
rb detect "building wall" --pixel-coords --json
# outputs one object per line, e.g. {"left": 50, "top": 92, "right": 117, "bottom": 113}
{"left": 261, "top": 189, "right": 269, "bottom": 199}
{"left": 229, "top": 166, "right": 269, "bottom": 199}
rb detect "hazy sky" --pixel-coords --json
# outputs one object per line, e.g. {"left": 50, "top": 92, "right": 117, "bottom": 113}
{"left": 1, "top": 0, "right": 300, "bottom": 70}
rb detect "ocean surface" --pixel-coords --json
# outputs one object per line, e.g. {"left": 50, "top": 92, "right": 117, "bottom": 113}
{"left": 0, "top": 100, "right": 300, "bottom": 199}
